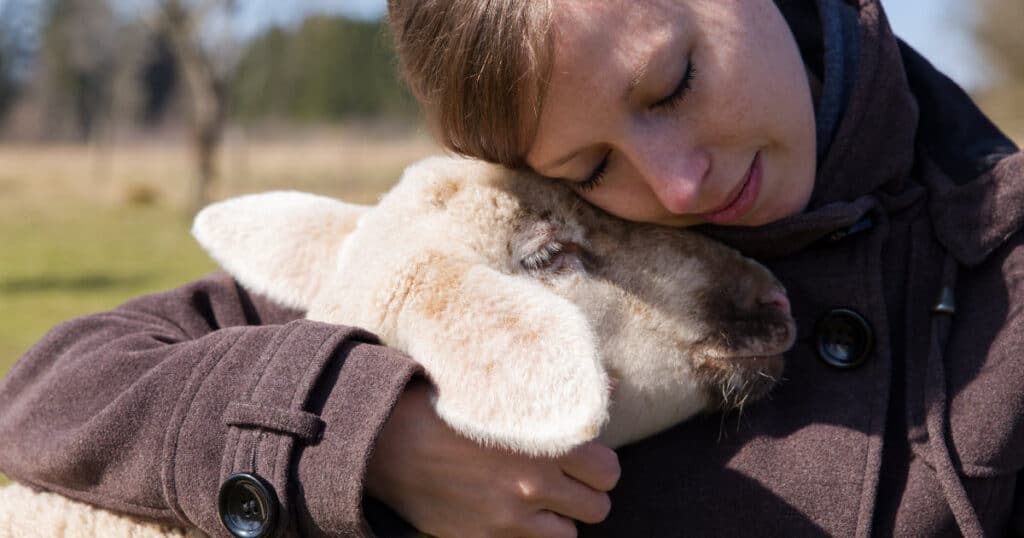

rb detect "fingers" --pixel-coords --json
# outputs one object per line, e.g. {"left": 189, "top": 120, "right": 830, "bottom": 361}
{"left": 536, "top": 475, "right": 612, "bottom": 524}
{"left": 511, "top": 443, "right": 617, "bottom": 525}
{"left": 520, "top": 511, "right": 578, "bottom": 538}
{"left": 558, "top": 441, "right": 621, "bottom": 492}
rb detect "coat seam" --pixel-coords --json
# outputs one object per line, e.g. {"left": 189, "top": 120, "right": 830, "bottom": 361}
{"left": 266, "top": 329, "right": 339, "bottom": 517}
{"left": 853, "top": 206, "right": 891, "bottom": 538}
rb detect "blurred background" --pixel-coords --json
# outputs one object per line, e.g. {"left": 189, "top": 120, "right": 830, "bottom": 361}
{"left": 0, "top": 0, "right": 1021, "bottom": 390}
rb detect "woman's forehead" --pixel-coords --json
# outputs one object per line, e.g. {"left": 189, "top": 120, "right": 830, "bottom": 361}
{"left": 550, "top": 0, "right": 688, "bottom": 43}
{"left": 529, "top": 1, "right": 690, "bottom": 171}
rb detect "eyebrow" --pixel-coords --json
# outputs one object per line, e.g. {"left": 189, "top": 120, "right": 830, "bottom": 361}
{"left": 626, "top": 56, "right": 651, "bottom": 101}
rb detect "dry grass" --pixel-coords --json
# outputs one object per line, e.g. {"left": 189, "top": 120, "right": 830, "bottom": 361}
{"left": 0, "top": 126, "right": 438, "bottom": 370}
{"left": 0, "top": 128, "right": 436, "bottom": 483}
{"left": 0, "top": 127, "right": 439, "bottom": 486}
{"left": 0, "top": 126, "right": 439, "bottom": 214}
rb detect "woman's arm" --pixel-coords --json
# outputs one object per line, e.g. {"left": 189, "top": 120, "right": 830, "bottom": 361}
{"left": 0, "top": 272, "right": 421, "bottom": 536}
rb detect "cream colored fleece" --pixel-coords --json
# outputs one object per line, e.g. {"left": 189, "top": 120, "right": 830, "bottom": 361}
{"left": 0, "top": 484, "right": 201, "bottom": 538}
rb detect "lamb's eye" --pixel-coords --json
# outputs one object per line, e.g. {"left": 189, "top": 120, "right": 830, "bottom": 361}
{"left": 519, "top": 240, "right": 591, "bottom": 274}
{"left": 521, "top": 241, "right": 565, "bottom": 272}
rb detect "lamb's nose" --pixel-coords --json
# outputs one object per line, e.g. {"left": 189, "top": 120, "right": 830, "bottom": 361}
{"left": 758, "top": 288, "right": 791, "bottom": 317}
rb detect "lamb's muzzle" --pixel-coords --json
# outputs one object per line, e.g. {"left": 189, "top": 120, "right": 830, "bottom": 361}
{"left": 760, "top": 289, "right": 792, "bottom": 316}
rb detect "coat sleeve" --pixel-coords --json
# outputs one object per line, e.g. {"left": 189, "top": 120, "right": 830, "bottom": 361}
{"left": 0, "top": 272, "right": 422, "bottom": 536}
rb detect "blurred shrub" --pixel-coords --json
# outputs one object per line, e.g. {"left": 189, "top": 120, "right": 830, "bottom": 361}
{"left": 121, "top": 182, "right": 161, "bottom": 207}
{"left": 232, "top": 16, "right": 417, "bottom": 123}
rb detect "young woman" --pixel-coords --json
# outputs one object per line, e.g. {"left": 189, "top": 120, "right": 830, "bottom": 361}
{"left": 1, "top": 0, "right": 1022, "bottom": 536}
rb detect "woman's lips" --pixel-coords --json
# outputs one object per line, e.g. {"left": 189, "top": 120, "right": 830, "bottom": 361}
{"left": 700, "top": 152, "right": 762, "bottom": 225}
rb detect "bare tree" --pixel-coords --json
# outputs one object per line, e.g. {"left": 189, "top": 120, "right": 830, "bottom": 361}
{"left": 152, "top": 0, "right": 237, "bottom": 212}
{"left": 30, "top": 0, "right": 118, "bottom": 141}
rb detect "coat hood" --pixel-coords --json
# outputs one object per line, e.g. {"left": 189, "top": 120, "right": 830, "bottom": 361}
{"left": 701, "top": 0, "right": 1023, "bottom": 265}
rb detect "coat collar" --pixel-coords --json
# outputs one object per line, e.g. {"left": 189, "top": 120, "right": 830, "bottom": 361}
{"left": 898, "top": 36, "right": 1024, "bottom": 266}
{"left": 700, "top": 0, "right": 1023, "bottom": 265}
{"left": 925, "top": 152, "right": 1024, "bottom": 266}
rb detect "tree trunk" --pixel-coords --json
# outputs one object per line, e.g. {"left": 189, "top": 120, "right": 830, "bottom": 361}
{"left": 192, "top": 117, "right": 220, "bottom": 212}
{"left": 160, "top": 0, "right": 227, "bottom": 213}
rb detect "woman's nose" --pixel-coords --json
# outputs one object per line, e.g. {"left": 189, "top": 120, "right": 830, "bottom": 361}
{"left": 625, "top": 137, "right": 710, "bottom": 215}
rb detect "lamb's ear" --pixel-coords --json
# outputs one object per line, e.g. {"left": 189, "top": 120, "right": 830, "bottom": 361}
{"left": 192, "top": 191, "right": 370, "bottom": 310}
{"left": 387, "top": 258, "right": 609, "bottom": 457}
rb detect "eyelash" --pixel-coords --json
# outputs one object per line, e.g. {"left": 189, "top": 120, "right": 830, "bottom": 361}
{"left": 574, "top": 61, "right": 696, "bottom": 192}
{"left": 654, "top": 61, "right": 697, "bottom": 110}
{"left": 575, "top": 155, "right": 610, "bottom": 192}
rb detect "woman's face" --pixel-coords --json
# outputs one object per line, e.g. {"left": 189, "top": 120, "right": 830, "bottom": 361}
{"left": 525, "top": 0, "right": 817, "bottom": 227}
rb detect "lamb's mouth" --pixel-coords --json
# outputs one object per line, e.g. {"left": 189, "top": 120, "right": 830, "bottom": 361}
{"left": 696, "top": 352, "right": 786, "bottom": 411}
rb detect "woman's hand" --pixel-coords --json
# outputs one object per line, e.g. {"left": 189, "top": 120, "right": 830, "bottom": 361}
{"left": 366, "top": 380, "right": 620, "bottom": 538}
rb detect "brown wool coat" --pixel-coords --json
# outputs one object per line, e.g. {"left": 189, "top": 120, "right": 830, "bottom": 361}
{"left": 1, "top": 0, "right": 1023, "bottom": 536}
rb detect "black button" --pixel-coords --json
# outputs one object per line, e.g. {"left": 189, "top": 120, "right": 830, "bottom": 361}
{"left": 218, "top": 473, "right": 278, "bottom": 538}
{"left": 815, "top": 308, "right": 873, "bottom": 369}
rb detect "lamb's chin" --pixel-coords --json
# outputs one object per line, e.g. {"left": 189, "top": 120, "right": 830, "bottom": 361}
{"left": 695, "top": 353, "right": 785, "bottom": 411}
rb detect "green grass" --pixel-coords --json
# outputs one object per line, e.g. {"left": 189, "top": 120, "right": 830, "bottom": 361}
{"left": 0, "top": 204, "right": 213, "bottom": 490}
{"left": 0, "top": 205, "right": 218, "bottom": 373}
{"left": 0, "top": 134, "right": 438, "bottom": 487}
{"left": 0, "top": 201, "right": 223, "bottom": 485}
{"left": 0, "top": 204, "right": 218, "bottom": 487}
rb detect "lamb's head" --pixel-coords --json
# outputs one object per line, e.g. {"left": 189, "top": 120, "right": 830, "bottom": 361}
{"left": 504, "top": 204, "right": 794, "bottom": 445}
{"left": 193, "top": 156, "right": 795, "bottom": 456}
{"left": 366, "top": 158, "right": 796, "bottom": 447}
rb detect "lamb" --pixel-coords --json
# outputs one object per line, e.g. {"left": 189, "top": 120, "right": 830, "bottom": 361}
{"left": 0, "top": 155, "right": 795, "bottom": 535}
{"left": 195, "top": 155, "right": 795, "bottom": 453}
{"left": 0, "top": 483, "right": 203, "bottom": 538}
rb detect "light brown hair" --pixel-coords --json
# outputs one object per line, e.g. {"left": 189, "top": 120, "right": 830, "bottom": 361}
{"left": 386, "top": 0, "right": 553, "bottom": 168}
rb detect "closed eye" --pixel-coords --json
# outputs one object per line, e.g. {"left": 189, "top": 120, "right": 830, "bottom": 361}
{"left": 521, "top": 241, "right": 565, "bottom": 271}
{"left": 570, "top": 62, "right": 695, "bottom": 192}
{"left": 653, "top": 61, "right": 696, "bottom": 110}
{"left": 574, "top": 153, "right": 610, "bottom": 192}
{"left": 519, "top": 240, "right": 591, "bottom": 274}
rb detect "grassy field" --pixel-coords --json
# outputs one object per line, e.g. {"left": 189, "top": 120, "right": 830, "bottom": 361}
{"left": 0, "top": 205, "right": 217, "bottom": 368}
{"left": 0, "top": 128, "right": 436, "bottom": 371}
{"left": 0, "top": 128, "right": 437, "bottom": 485}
